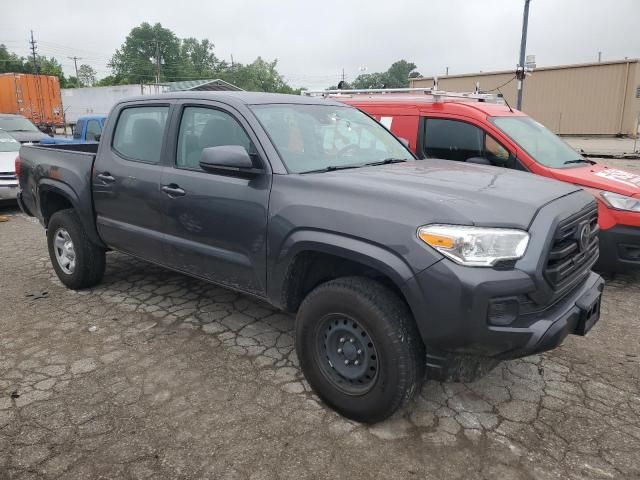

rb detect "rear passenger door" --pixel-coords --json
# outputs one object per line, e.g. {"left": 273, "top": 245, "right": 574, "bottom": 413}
{"left": 160, "top": 102, "right": 271, "bottom": 296}
{"left": 92, "top": 103, "right": 170, "bottom": 263}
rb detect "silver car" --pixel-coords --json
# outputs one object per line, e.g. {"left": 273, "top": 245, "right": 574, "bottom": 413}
{"left": 0, "top": 130, "right": 20, "bottom": 201}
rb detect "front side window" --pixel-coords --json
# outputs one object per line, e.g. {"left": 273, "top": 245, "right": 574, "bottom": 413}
{"left": 250, "top": 104, "right": 412, "bottom": 173}
{"left": 484, "top": 135, "right": 511, "bottom": 165}
{"left": 490, "top": 116, "right": 583, "bottom": 168}
{"left": 86, "top": 120, "right": 102, "bottom": 141}
{"left": 112, "top": 106, "right": 169, "bottom": 163}
{"left": 423, "top": 118, "right": 514, "bottom": 167}
{"left": 176, "top": 107, "right": 252, "bottom": 170}
{"left": 423, "top": 118, "right": 483, "bottom": 162}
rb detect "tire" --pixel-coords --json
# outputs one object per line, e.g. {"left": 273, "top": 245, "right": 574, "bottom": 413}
{"left": 296, "top": 276, "right": 425, "bottom": 423}
{"left": 47, "top": 209, "right": 105, "bottom": 290}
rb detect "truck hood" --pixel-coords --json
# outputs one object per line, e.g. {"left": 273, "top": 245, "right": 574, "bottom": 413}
{"left": 6, "top": 130, "right": 49, "bottom": 144}
{"left": 550, "top": 163, "right": 640, "bottom": 199}
{"left": 300, "top": 159, "right": 582, "bottom": 229}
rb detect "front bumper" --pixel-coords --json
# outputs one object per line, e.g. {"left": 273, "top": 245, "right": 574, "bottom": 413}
{"left": 405, "top": 258, "right": 604, "bottom": 360}
{"left": 595, "top": 225, "right": 640, "bottom": 272}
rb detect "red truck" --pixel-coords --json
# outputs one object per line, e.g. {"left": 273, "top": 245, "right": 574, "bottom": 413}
{"left": 312, "top": 88, "right": 640, "bottom": 272}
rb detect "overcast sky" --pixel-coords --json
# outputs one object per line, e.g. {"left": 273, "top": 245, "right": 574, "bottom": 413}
{"left": 1, "top": 0, "right": 639, "bottom": 89}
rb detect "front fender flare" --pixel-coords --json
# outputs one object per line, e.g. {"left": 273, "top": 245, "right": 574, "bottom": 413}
{"left": 268, "top": 229, "right": 423, "bottom": 310}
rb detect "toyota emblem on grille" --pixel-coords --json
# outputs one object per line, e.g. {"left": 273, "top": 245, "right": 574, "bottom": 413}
{"left": 578, "top": 223, "right": 591, "bottom": 251}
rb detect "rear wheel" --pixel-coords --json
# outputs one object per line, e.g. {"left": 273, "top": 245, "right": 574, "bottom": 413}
{"left": 296, "top": 277, "right": 425, "bottom": 423}
{"left": 47, "top": 209, "right": 105, "bottom": 290}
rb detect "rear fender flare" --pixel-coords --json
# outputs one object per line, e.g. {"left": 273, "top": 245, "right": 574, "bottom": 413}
{"left": 37, "top": 180, "right": 104, "bottom": 247}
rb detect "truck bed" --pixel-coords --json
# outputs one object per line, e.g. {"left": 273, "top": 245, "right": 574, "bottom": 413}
{"left": 18, "top": 142, "right": 101, "bottom": 244}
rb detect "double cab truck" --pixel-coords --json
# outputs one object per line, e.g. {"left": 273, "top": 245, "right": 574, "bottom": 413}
{"left": 326, "top": 88, "right": 640, "bottom": 272}
{"left": 17, "top": 92, "right": 604, "bottom": 423}
{"left": 40, "top": 114, "right": 107, "bottom": 145}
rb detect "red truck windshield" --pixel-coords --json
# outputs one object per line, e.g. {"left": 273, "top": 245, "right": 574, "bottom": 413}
{"left": 491, "top": 116, "right": 585, "bottom": 169}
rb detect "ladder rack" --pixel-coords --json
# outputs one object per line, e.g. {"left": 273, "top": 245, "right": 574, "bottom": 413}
{"left": 302, "top": 87, "right": 504, "bottom": 104}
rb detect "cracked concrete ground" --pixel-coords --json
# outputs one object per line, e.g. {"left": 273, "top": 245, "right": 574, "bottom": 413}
{"left": 1, "top": 196, "right": 640, "bottom": 479}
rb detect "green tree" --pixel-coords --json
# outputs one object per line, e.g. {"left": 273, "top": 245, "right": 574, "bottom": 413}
{"left": 228, "top": 57, "right": 295, "bottom": 93}
{"left": 77, "top": 64, "right": 97, "bottom": 87}
{"left": 349, "top": 60, "right": 421, "bottom": 89}
{"left": 95, "top": 75, "right": 121, "bottom": 87}
{"left": 109, "top": 22, "right": 182, "bottom": 83}
{"left": 180, "top": 38, "right": 218, "bottom": 78}
{"left": 0, "top": 45, "right": 27, "bottom": 73}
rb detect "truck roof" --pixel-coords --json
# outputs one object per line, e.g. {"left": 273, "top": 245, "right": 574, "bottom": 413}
{"left": 337, "top": 95, "right": 526, "bottom": 118}
{"left": 118, "top": 91, "right": 346, "bottom": 108}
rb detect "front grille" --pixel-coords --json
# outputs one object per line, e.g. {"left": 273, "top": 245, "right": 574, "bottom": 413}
{"left": 544, "top": 203, "right": 599, "bottom": 290}
{"left": 0, "top": 171, "right": 17, "bottom": 181}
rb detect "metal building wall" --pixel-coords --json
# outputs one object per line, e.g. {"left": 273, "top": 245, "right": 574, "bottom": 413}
{"left": 60, "top": 84, "right": 158, "bottom": 123}
{"left": 410, "top": 59, "right": 640, "bottom": 136}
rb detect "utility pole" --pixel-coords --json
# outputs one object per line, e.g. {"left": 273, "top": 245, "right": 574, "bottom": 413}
{"left": 598, "top": 51, "right": 602, "bottom": 62}
{"left": 154, "top": 40, "right": 161, "bottom": 89}
{"left": 445, "top": 66, "right": 449, "bottom": 76}
{"left": 29, "top": 30, "right": 46, "bottom": 129}
{"left": 68, "top": 56, "right": 82, "bottom": 83}
{"left": 516, "top": 0, "right": 531, "bottom": 110}
{"left": 29, "top": 30, "right": 38, "bottom": 72}
{"left": 341, "top": 68, "right": 345, "bottom": 83}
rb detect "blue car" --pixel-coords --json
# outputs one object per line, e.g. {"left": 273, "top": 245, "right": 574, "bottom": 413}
{"left": 40, "top": 114, "right": 107, "bottom": 145}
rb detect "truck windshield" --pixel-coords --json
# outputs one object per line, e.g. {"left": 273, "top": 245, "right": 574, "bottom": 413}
{"left": 0, "top": 131, "right": 21, "bottom": 152}
{"left": 0, "top": 116, "right": 39, "bottom": 132}
{"left": 490, "top": 116, "right": 585, "bottom": 168}
{"left": 250, "top": 104, "right": 413, "bottom": 173}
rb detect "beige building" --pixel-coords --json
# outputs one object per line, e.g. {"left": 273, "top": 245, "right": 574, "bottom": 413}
{"left": 410, "top": 59, "right": 640, "bottom": 137}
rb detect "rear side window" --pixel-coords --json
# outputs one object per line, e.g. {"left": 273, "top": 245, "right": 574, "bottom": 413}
{"left": 176, "top": 107, "right": 252, "bottom": 170}
{"left": 86, "top": 120, "right": 102, "bottom": 141}
{"left": 424, "top": 118, "right": 483, "bottom": 161}
{"left": 112, "top": 106, "right": 169, "bottom": 163}
{"left": 73, "top": 120, "right": 85, "bottom": 140}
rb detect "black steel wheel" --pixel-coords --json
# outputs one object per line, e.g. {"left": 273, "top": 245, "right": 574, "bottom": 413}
{"left": 318, "top": 314, "right": 379, "bottom": 395}
{"left": 296, "top": 276, "right": 425, "bottom": 423}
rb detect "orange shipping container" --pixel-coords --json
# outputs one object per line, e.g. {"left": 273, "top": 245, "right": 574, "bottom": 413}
{"left": 0, "top": 73, "right": 64, "bottom": 128}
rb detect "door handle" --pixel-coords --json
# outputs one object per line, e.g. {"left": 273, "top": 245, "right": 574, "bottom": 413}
{"left": 96, "top": 172, "right": 115, "bottom": 183}
{"left": 161, "top": 184, "right": 186, "bottom": 197}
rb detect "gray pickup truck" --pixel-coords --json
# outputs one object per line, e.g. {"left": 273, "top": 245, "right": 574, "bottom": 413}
{"left": 17, "top": 92, "right": 604, "bottom": 423}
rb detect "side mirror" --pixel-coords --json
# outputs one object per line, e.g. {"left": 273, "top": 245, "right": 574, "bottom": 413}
{"left": 398, "top": 137, "right": 410, "bottom": 148}
{"left": 94, "top": 133, "right": 101, "bottom": 142}
{"left": 199, "top": 145, "right": 255, "bottom": 173}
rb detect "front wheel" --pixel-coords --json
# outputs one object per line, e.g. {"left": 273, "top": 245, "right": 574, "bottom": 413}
{"left": 47, "top": 209, "right": 105, "bottom": 290}
{"left": 295, "top": 277, "right": 425, "bottom": 423}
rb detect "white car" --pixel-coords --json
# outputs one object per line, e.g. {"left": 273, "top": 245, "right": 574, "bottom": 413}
{"left": 0, "top": 130, "right": 20, "bottom": 201}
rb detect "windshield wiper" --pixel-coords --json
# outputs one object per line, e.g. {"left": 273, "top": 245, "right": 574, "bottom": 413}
{"left": 563, "top": 158, "right": 596, "bottom": 165}
{"left": 299, "top": 164, "right": 365, "bottom": 174}
{"left": 362, "top": 158, "right": 409, "bottom": 167}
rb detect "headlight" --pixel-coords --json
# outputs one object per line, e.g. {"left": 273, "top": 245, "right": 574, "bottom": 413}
{"left": 417, "top": 225, "right": 530, "bottom": 267}
{"left": 600, "top": 191, "right": 640, "bottom": 212}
